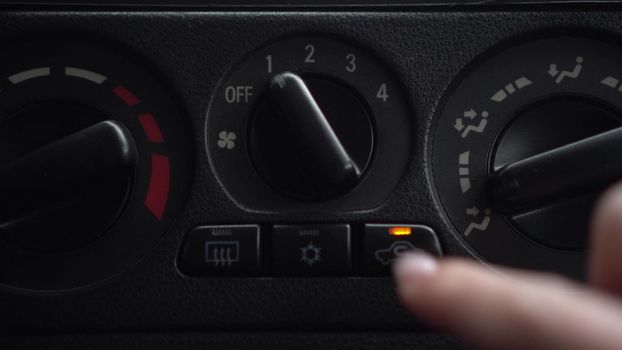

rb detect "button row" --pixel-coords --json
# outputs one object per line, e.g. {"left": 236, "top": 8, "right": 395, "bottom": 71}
{"left": 178, "top": 224, "right": 442, "bottom": 277}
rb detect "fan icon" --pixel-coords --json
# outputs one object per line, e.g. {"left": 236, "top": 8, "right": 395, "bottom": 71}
{"left": 217, "top": 130, "right": 236, "bottom": 150}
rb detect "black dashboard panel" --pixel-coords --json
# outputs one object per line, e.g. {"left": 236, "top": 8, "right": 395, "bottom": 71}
{"left": 1, "top": 3, "right": 622, "bottom": 349}
{"left": 0, "top": 0, "right": 604, "bottom": 6}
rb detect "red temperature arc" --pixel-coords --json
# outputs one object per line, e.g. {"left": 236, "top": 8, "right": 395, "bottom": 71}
{"left": 113, "top": 84, "right": 170, "bottom": 220}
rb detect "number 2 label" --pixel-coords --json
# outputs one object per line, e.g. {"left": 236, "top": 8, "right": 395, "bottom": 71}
{"left": 305, "top": 44, "right": 316, "bottom": 63}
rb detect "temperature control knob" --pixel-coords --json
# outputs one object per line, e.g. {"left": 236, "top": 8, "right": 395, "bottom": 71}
{"left": 249, "top": 72, "right": 373, "bottom": 200}
{"left": 0, "top": 101, "right": 137, "bottom": 253}
{"left": 0, "top": 40, "right": 192, "bottom": 290}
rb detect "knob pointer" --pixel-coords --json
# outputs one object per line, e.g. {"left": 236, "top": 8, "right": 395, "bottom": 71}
{"left": 269, "top": 72, "right": 361, "bottom": 195}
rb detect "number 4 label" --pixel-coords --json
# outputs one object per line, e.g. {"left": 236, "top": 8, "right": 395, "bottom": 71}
{"left": 376, "top": 83, "right": 389, "bottom": 102}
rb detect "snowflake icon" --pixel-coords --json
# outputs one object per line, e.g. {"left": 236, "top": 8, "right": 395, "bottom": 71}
{"left": 300, "top": 242, "right": 322, "bottom": 267}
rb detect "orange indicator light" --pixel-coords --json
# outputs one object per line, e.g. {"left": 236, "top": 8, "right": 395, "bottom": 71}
{"left": 389, "top": 227, "right": 412, "bottom": 236}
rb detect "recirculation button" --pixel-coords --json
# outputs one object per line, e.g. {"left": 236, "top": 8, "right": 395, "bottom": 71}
{"left": 364, "top": 224, "right": 442, "bottom": 275}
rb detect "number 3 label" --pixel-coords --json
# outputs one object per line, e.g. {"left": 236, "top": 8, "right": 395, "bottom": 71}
{"left": 345, "top": 54, "right": 356, "bottom": 72}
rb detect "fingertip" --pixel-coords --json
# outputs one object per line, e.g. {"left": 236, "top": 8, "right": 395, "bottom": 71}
{"left": 393, "top": 252, "right": 439, "bottom": 282}
{"left": 393, "top": 252, "right": 439, "bottom": 304}
{"left": 394, "top": 247, "right": 622, "bottom": 350}
{"left": 393, "top": 256, "right": 506, "bottom": 332}
{"left": 592, "top": 182, "right": 622, "bottom": 228}
{"left": 590, "top": 181, "right": 622, "bottom": 294}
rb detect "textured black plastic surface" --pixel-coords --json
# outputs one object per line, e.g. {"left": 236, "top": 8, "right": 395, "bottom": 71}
{"left": 1, "top": 7, "right": 621, "bottom": 349}
{"left": 0, "top": 332, "right": 464, "bottom": 350}
{"left": 0, "top": 0, "right": 619, "bottom": 7}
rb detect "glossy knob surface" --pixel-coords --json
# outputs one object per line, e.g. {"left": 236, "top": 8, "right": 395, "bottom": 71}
{"left": 248, "top": 72, "right": 373, "bottom": 200}
{"left": 0, "top": 100, "right": 137, "bottom": 253}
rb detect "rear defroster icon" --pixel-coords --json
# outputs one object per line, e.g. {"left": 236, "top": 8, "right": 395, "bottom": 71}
{"left": 205, "top": 241, "right": 240, "bottom": 267}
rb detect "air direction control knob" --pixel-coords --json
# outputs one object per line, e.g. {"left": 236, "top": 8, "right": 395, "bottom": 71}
{"left": 490, "top": 97, "right": 622, "bottom": 250}
{"left": 432, "top": 36, "right": 622, "bottom": 278}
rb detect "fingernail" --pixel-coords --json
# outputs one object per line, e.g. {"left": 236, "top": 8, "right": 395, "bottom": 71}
{"left": 393, "top": 252, "right": 438, "bottom": 296}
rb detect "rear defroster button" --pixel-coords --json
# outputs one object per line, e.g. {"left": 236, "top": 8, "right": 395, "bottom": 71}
{"left": 178, "top": 225, "right": 261, "bottom": 276}
{"left": 364, "top": 224, "right": 442, "bottom": 275}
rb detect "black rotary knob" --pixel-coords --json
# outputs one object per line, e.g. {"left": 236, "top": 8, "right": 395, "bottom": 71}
{"left": 0, "top": 100, "right": 137, "bottom": 253}
{"left": 490, "top": 96, "right": 622, "bottom": 250}
{"left": 248, "top": 72, "right": 374, "bottom": 200}
{"left": 0, "top": 39, "right": 193, "bottom": 290}
{"left": 431, "top": 36, "right": 622, "bottom": 278}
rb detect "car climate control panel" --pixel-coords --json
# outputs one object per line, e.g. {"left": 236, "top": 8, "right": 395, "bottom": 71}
{"left": 1, "top": 4, "right": 622, "bottom": 342}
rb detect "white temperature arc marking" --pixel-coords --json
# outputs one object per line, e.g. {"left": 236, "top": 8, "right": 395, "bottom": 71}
{"left": 458, "top": 151, "right": 471, "bottom": 193}
{"left": 600, "top": 76, "right": 622, "bottom": 93}
{"left": 602, "top": 76, "right": 619, "bottom": 89}
{"left": 491, "top": 76, "right": 532, "bottom": 102}
{"left": 8, "top": 67, "right": 51, "bottom": 84}
{"left": 64, "top": 67, "right": 107, "bottom": 84}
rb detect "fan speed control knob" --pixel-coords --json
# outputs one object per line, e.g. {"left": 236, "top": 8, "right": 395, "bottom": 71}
{"left": 248, "top": 72, "right": 373, "bottom": 201}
